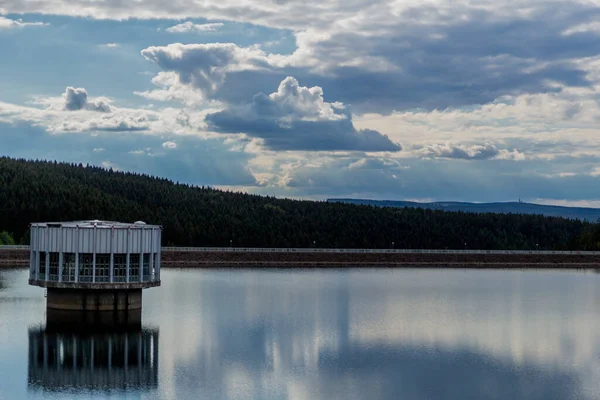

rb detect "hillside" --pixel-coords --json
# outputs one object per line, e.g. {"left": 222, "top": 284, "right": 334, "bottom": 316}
{"left": 0, "top": 157, "right": 596, "bottom": 250}
{"left": 329, "top": 199, "right": 600, "bottom": 222}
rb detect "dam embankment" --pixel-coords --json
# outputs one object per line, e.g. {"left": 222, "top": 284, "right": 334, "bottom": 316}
{"left": 2, "top": 246, "right": 600, "bottom": 268}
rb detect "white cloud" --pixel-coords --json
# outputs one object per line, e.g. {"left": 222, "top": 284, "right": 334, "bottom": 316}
{"left": 420, "top": 143, "right": 525, "bottom": 161}
{"left": 101, "top": 160, "right": 120, "bottom": 170}
{"left": 100, "top": 43, "right": 120, "bottom": 48}
{"left": 162, "top": 141, "right": 177, "bottom": 149}
{"left": 0, "top": 87, "right": 224, "bottom": 139}
{"left": 51, "top": 114, "right": 151, "bottom": 132}
{"left": 93, "top": 147, "right": 105, "bottom": 152}
{"left": 165, "top": 22, "right": 224, "bottom": 33}
{"left": 562, "top": 22, "right": 600, "bottom": 36}
{"left": 265, "top": 76, "right": 345, "bottom": 122}
{"left": 134, "top": 72, "right": 208, "bottom": 106}
{"left": 129, "top": 148, "right": 152, "bottom": 155}
{"left": 0, "top": 16, "right": 47, "bottom": 29}
{"left": 348, "top": 158, "right": 409, "bottom": 170}
{"left": 129, "top": 149, "right": 148, "bottom": 155}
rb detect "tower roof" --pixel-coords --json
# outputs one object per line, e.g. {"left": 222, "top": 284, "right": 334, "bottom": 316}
{"left": 30, "top": 220, "right": 160, "bottom": 229}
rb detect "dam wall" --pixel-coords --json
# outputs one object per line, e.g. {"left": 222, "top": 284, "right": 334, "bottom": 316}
{"left": 3, "top": 246, "right": 600, "bottom": 268}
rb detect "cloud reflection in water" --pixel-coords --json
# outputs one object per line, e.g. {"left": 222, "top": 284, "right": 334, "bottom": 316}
{"left": 145, "top": 269, "right": 600, "bottom": 400}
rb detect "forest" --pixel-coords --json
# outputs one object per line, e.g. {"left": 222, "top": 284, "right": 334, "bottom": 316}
{"left": 0, "top": 156, "right": 598, "bottom": 250}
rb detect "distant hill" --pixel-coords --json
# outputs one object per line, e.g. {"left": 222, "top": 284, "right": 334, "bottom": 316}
{"left": 328, "top": 199, "right": 600, "bottom": 222}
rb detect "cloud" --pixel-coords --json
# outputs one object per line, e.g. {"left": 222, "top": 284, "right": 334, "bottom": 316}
{"left": 0, "top": 85, "right": 230, "bottom": 138}
{"left": 134, "top": 2, "right": 600, "bottom": 114}
{"left": 140, "top": 43, "right": 278, "bottom": 101}
{"left": 348, "top": 158, "right": 409, "bottom": 170}
{"left": 0, "top": 90, "right": 158, "bottom": 134}
{"left": 0, "top": 0, "right": 336, "bottom": 30}
{"left": 129, "top": 149, "right": 148, "bottom": 155}
{"left": 0, "top": 16, "right": 47, "bottom": 29}
{"left": 166, "top": 22, "right": 224, "bottom": 33}
{"left": 162, "top": 141, "right": 177, "bottom": 149}
{"left": 62, "top": 87, "right": 112, "bottom": 112}
{"left": 100, "top": 43, "right": 120, "bottom": 48}
{"left": 5, "top": 0, "right": 600, "bottom": 204}
{"left": 205, "top": 77, "right": 401, "bottom": 151}
{"left": 134, "top": 72, "right": 207, "bottom": 105}
{"left": 420, "top": 143, "right": 525, "bottom": 161}
{"left": 53, "top": 114, "right": 151, "bottom": 132}
{"left": 101, "top": 160, "right": 120, "bottom": 170}
{"left": 249, "top": 153, "right": 600, "bottom": 203}
{"left": 562, "top": 22, "right": 600, "bottom": 36}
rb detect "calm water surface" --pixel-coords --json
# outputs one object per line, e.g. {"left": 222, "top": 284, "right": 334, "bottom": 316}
{"left": 1, "top": 267, "right": 600, "bottom": 399}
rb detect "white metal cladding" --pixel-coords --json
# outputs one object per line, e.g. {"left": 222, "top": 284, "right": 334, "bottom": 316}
{"left": 28, "top": 220, "right": 161, "bottom": 284}
{"left": 29, "top": 221, "right": 161, "bottom": 254}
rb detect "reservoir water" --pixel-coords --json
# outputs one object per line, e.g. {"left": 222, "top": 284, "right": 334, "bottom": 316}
{"left": 1, "top": 267, "right": 600, "bottom": 399}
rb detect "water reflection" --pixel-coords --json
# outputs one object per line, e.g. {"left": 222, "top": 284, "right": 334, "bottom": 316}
{"left": 3, "top": 268, "right": 600, "bottom": 399}
{"left": 151, "top": 269, "right": 600, "bottom": 400}
{"left": 27, "top": 311, "right": 158, "bottom": 394}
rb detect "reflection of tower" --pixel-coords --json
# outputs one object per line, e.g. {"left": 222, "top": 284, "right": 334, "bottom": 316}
{"left": 27, "top": 316, "right": 159, "bottom": 393}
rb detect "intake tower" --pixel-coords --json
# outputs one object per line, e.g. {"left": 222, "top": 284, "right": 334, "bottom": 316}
{"left": 28, "top": 220, "right": 161, "bottom": 311}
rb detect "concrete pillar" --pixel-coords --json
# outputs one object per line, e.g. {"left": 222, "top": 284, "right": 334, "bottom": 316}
{"left": 139, "top": 228, "right": 143, "bottom": 283}
{"left": 75, "top": 226, "right": 79, "bottom": 283}
{"left": 92, "top": 225, "right": 97, "bottom": 283}
{"left": 126, "top": 227, "right": 131, "bottom": 283}
{"left": 36, "top": 228, "right": 41, "bottom": 280}
{"left": 45, "top": 251, "right": 49, "bottom": 282}
{"left": 30, "top": 230, "right": 35, "bottom": 277}
{"left": 45, "top": 227, "right": 49, "bottom": 282}
{"left": 110, "top": 228, "right": 114, "bottom": 283}
{"left": 58, "top": 252, "right": 63, "bottom": 282}
{"left": 35, "top": 251, "right": 40, "bottom": 281}
{"left": 58, "top": 227, "right": 63, "bottom": 282}
{"left": 150, "top": 228, "right": 154, "bottom": 281}
{"left": 157, "top": 251, "right": 160, "bottom": 280}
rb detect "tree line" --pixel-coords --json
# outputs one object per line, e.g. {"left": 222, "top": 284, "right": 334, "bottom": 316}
{"left": 0, "top": 156, "right": 597, "bottom": 250}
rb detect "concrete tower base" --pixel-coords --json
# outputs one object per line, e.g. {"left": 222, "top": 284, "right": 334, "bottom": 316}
{"left": 45, "top": 308, "right": 142, "bottom": 331}
{"left": 46, "top": 288, "right": 142, "bottom": 311}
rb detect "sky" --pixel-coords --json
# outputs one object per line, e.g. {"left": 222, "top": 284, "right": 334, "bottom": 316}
{"left": 2, "top": 1, "right": 600, "bottom": 204}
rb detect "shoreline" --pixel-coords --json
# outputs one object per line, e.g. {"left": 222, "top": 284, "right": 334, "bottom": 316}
{"left": 2, "top": 247, "right": 600, "bottom": 268}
